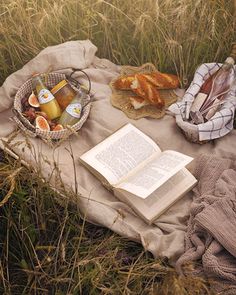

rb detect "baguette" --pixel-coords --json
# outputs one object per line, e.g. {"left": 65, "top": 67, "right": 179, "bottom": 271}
{"left": 130, "top": 74, "right": 146, "bottom": 97}
{"left": 129, "top": 96, "right": 149, "bottom": 110}
{"left": 113, "top": 70, "right": 179, "bottom": 110}
{"left": 113, "top": 71, "right": 179, "bottom": 91}
{"left": 113, "top": 75, "right": 135, "bottom": 90}
{"left": 143, "top": 72, "right": 180, "bottom": 89}
{"left": 131, "top": 74, "right": 165, "bottom": 108}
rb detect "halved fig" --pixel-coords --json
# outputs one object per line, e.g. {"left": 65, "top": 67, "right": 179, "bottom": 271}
{"left": 28, "top": 91, "right": 40, "bottom": 108}
{"left": 35, "top": 115, "right": 50, "bottom": 131}
{"left": 52, "top": 124, "right": 64, "bottom": 131}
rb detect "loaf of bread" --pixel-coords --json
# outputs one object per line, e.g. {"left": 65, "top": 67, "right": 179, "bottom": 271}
{"left": 113, "top": 75, "right": 135, "bottom": 90}
{"left": 113, "top": 70, "right": 179, "bottom": 110}
{"left": 129, "top": 96, "right": 149, "bottom": 110}
{"left": 131, "top": 74, "right": 164, "bottom": 108}
{"left": 114, "top": 71, "right": 179, "bottom": 91}
{"left": 142, "top": 72, "right": 180, "bottom": 89}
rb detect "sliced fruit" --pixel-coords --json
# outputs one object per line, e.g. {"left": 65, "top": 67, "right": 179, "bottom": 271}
{"left": 28, "top": 91, "right": 40, "bottom": 108}
{"left": 52, "top": 124, "right": 64, "bottom": 131}
{"left": 35, "top": 115, "right": 50, "bottom": 131}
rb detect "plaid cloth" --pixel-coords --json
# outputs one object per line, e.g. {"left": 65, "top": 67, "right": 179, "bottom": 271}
{"left": 169, "top": 63, "right": 236, "bottom": 141}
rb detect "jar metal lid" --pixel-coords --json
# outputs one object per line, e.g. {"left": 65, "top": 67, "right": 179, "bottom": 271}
{"left": 51, "top": 80, "right": 68, "bottom": 94}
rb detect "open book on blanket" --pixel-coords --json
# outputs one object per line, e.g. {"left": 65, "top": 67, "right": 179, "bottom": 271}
{"left": 79, "top": 123, "right": 197, "bottom": 224}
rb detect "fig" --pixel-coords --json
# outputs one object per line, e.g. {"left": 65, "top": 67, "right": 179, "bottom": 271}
{"left": 52, "top": 124, "right": 64, "bottom": 131}
{"left": 35, "top": 115, "right": 50, "bottom": 131}
{"left": 28, "top": 91, "right": 40, "bottom": 108}
{"left": 21, "top": 95, "right": 30, "bottom": 110}
{"left": 23, "top": 107, "right": 36, "bottom": 123}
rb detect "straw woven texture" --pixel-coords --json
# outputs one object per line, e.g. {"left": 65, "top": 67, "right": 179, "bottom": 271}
{"left": 13, "top": 72, "right": 91, "bottom": 143}
{"left": 110, "top": 63, "right": 178, "bottom": 120}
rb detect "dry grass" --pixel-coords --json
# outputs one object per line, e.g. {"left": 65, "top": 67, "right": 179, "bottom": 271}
{"left": 1, "top": 0, "right": 235, "bottom": 294}
{"left": 0, "top": 0, "right": 235, "bottom": 87}
{"left": 0, "top": 152, "right": 215, "bottom": 294}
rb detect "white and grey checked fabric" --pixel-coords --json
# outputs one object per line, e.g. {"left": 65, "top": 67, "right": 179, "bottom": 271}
{"left": 169, "top": 63, "right": 236, "bottom": 141}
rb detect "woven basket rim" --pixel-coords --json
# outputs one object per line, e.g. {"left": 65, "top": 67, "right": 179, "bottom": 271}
{"left": 13, "top": 72, "right": 91, "bottom": 142}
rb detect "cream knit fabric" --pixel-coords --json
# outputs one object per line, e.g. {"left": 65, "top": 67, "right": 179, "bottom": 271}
{"left": 176, "top": 154, "right": 236, "bottom": 294}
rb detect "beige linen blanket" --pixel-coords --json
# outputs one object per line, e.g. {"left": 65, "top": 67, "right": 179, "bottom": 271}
{"left": 176, "top": 154, "right": 236, "bottom": 294}
{"left": 1, "top": 40, "right": 236, "bottom": 263}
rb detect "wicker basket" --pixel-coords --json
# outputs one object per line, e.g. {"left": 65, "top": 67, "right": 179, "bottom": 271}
{"left": 171, "top": 61, "right": 236, "bottom": 144}
{"left": 175, "top": 114, "right": 205, "bottom": 144}
{"left": 12, "top": 71, "right": 91, "bottom": 144}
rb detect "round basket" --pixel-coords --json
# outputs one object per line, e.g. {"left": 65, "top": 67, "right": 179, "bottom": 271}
{"left": 170, "top": 61, "right": 236, "bottom": 144}
{"left": 12, "top": 71, "right": 91, "bottom": 143}
{"left": 175, "top": 114, "right": 203, "bottom": 143}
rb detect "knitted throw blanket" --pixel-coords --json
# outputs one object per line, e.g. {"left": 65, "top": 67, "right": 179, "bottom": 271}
{"left": 176, "top": 154, "right": 236, "bottom": 294}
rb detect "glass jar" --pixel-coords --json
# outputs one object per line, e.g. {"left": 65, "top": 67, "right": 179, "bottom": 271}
{"left": 51, "top": 80, "right": 76, "bottom": 111}
{"left": 58, "top": 93, "right": 83, "bottom": 126}
{"left": 32, "top": 74, "right": 62, "bottom": 120}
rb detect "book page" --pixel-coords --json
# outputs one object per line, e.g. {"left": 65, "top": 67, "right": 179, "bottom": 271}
{"left": 79, "top": 124, "right": 161, "bottom": 185}
{"left": 115, "top": 168, "right": 197, "bottom": 224}
{"left": 115, "top": 150, "right": 193, "bottom": 199}
{"left": 142, "top": 168, "right": 195, "bottom": 207}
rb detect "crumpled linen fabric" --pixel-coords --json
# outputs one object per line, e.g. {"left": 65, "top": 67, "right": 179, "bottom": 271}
{"left": 0, "top": 39, "right": 193, "bottom": 263}
{"left": 0, "top": 40, "right": 236, "bottom": 264}
{"left": 176, "top": 154, "right": 236, "bottom": 294}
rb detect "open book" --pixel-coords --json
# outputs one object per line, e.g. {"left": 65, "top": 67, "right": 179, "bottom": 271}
{"left": 79, "top": 123, "right": 197, "bottom": 224}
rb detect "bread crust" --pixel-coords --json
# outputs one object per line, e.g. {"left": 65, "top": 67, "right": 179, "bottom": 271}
{"left": 113, "top": 75, "right": 135, "bottom": 90}
{"left": 113, "top": 71, "right": 179, "bottom": 109}
{"left": 143, "top": 72, "right": 180, "bottom": 89}
{"left": 132, "top": 74, "right": 164, "bottom": 108}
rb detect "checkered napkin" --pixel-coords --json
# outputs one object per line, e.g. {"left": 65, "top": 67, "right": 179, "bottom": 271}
{"left": 169, "top": 63, "right": 236, "bottom": 141}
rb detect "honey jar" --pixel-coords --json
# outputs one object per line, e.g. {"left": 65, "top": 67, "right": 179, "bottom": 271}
{"left": 51, "top": 80, "right": 76, "bottom": 111}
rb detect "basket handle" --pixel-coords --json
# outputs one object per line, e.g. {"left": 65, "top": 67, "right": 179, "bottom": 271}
{"left": 66, "top": 68, "right": 91, "bottom": 94}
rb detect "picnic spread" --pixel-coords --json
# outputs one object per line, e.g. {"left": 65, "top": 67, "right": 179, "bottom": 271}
{"left": 1, "top": 40, "right": 236, "bottom": 292}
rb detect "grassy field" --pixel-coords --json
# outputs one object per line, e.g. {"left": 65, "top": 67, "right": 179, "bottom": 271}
{"left": 0, "top": 153, "right": 214, "bottom": 295}
{"left": 0, "top": 0, "right": 236, "bottom": 294}
{"left": 0, "top": 0, "right": 235, "bottom": 86}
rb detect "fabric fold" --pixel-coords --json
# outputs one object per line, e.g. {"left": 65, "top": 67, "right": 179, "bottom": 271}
{"left": 1, "top": 40, "right": 236, "bottom": 266}
{"left": 176, "top": 154, "right": 236, "bottom": 294}
{"left": 0, "top": 40, "right": 196, "bottom": 263}
{"left": 0, "top": 40, "right": 98, "bottom": 111}
{"left": 196, "top": 198, "right": 236, "bottom": 257}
